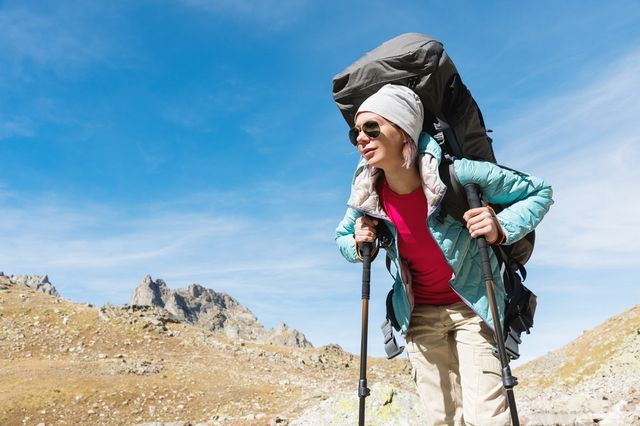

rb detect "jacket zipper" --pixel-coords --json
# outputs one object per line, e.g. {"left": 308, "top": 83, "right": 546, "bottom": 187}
{"left": 426, "top": 212, "right": 496, "bottom": 331}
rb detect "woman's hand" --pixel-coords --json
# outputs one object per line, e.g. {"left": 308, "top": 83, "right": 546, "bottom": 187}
{"left": 463, "top": 207, "right": 501, "bottom": 244}
{"left": 354, "top": 216, "right": 378, "bottom": 244}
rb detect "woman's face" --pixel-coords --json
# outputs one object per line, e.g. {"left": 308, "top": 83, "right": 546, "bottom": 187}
{"left": 354, "top": 112, "right": 405, "bottom": 171}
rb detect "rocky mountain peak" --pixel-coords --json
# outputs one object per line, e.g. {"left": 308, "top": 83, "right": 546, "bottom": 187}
{"left": 130, "top": 274, "right": 169, "bottom": 307}
{"left": 130, "top": 275, "right": 313, "bottom": 348}
{"left": 1, "top": 273, "right": 60, "bottom": 296}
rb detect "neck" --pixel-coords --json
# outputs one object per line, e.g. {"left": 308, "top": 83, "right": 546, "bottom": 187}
{"left": 382, "top": 164, "right": 421, "bottom": 194}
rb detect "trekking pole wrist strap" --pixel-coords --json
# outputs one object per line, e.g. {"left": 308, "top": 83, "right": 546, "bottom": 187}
{"left": 486, "top": 205, "right": 507, "bottom": 245}
{"left": 355, "top": 238, "right": 380, "bottom": 262}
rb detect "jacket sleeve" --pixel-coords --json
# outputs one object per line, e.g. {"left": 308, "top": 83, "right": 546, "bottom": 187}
{"left": 453, "top": 159, "right": 554, "bottom": 245}
{"left": 335, "top": 207, "right": 363, "bottom": 263}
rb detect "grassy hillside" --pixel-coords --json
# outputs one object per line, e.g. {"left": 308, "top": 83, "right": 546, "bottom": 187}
{"left": 0, "top": 277, "right": 412, "bottom": 425}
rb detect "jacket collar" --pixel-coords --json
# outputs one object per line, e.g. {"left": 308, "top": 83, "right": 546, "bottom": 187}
{"left": 347, "top": 133, "right": 448, "bottom": 220}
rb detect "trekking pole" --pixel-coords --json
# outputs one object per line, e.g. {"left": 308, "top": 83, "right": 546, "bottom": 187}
{"left": 358, "top": 241, "right": 373, "bottom": 426}
{"left": 464, "top": 184, "right": 520, "bottom": 426}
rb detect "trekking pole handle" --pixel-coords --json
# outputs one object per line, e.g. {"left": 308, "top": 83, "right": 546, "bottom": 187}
{"left": 360, "top": 241, "right": 373, "bottom": 257}
{"left": 360, "top": 242, "right": 372, "bottom": 300}
{"left": 464, "top": 183, "right": 483, "bottom": 210}
{"left": 463, "top": 184, "right": 493, "bottom": 283}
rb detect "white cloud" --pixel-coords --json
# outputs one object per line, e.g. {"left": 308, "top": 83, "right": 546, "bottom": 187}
{"left": 494, "top": 49, "right": 640, "bottom": 269}
{"left": 0, "top": 2, "right": 133, "bottom": 75}
{"left": 0, "top": 115, "right": 33, "bottom": 140}
{"left": 0, "top": 185, "right": 344, "bottom": 305}
{"left": 0, "top": 200, "right": 244, "bottom": 272}
{"left": 0, "top": 8, "right": 91, "bottom": 70}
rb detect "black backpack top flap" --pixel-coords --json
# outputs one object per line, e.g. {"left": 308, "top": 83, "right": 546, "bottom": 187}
{"left": 332, "top": 33, "right": 444, "bottom": 127}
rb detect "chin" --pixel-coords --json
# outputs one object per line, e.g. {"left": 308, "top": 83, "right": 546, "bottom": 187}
{"left": 365, "top": 153, "right": 382, "bottom": 168}
{"left": 366, "top": 159, "right": 381, "bottom": 169}
{"left": 367, "top": 154, "right": 392, "bottom": 169}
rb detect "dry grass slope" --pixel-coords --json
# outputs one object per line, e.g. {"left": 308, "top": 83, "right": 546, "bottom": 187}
{"left": 0, "top": 275, "right": 412, "bottom": 426}
{"left": 516, "top": 305, "right": 640, "bottom": 425}
{"left": 518, "top": 305, "right": 640, "bottom": 387}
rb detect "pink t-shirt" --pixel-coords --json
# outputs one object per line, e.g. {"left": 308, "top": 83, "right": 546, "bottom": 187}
{"left": 380, "top": 179, "right": 460, "bottom": 305}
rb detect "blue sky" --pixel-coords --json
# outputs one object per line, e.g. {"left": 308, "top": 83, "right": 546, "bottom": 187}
{"left": 1, "top": 0, "right": 639, "bottom": 364}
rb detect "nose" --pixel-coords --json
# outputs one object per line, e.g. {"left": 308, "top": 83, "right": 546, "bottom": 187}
{"left": 355, "top": 128, "right": 371, "bottom": 146}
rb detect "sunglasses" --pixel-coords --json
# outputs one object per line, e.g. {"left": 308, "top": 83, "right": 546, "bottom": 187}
{"left": 348, "top": 121, "right": 381, "bottom": 146}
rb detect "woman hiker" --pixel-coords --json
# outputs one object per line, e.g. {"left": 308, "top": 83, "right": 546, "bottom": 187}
{"left": 335, "top": 84, "right": 553, "bottom": 425}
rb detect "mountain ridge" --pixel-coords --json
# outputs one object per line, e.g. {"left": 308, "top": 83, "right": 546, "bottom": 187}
{"left": 130, "top": 275, "right": 313, "bottom": 348}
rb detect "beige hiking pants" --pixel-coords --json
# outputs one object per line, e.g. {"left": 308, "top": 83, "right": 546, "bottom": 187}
{"left": 406, "top": 302, "right": 510, "bottom": 426}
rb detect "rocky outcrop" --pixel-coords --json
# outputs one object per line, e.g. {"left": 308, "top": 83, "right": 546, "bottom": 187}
{"left": 4, "top": 273, "right": 60, "bottom": 296}
{"left": 291, "top": 382, "right": 426, "bottom": 425}
{"left": 129, "top": 276, "right": 170, "bottom": 308}
{"left": 130, "top": 275, "right": 313, "bottom": 348}
{"left": 0, "top": 272, "right": 11, "bottom": 290}
{"left": 261, "top": 322, "right": 313, "bottom": 348}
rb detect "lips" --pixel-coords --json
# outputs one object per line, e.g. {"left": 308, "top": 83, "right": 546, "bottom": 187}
{"left": 362, "top": 147, "right": 376, "bottom": 159}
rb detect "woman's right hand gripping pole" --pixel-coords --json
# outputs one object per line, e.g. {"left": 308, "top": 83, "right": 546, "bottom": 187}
{"left": 354, "top": 216, "right": 379, "bottom": 261}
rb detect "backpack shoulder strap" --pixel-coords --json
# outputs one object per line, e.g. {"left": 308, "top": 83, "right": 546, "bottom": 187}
{"left": 437, "top": 155, "right": 469, "bottom": 224}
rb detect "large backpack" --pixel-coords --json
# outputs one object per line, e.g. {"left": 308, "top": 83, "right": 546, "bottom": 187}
{"left": 333, "top": 32, "right": 495, "bottom": 162}
{"left": 333, "top": 33, "right": 536, "bottom": 359}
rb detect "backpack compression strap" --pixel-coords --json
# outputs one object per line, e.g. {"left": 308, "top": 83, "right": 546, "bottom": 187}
{"left": 381, "top": 317, "right": 405, "bottom": 359}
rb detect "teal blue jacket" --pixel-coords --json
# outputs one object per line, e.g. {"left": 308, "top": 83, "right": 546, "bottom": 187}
{"left": 335, "top": 134, "right": 553, "bottom": 334}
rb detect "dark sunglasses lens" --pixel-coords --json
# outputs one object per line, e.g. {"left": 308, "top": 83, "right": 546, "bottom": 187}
{"left": 348, "top": 128, "right": 359, "bottom": 146}
{"left": 348, "top": 121, "right": 380, "bottom": 146}
{"left": 362, "top": 121, "right": 380, "bottom": 138}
